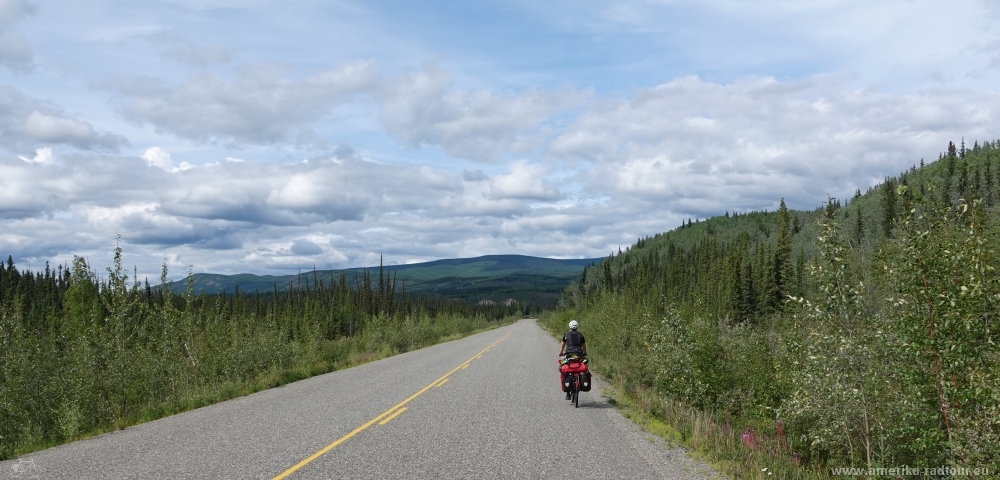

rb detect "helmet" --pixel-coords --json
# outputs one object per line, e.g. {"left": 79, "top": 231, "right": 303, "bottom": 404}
{"left": 569, "top": 320, "right": 579, "bottom": 330}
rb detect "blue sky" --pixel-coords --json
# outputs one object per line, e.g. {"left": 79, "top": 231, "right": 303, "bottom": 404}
{"left": 2, "top": 0, "right": 1000, "bottom": 278}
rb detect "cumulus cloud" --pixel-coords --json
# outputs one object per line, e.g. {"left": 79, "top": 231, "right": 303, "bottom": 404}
{"left": 5, "top": 59, "right": 1000, "bottom": 278}
{"left": 0, "top": 0, "right": 36, "bottom": 71}
{"left": 141, "top": 146, "right": 172, "bottom": 170}
{"left": 7, "top": 72, "right": 998, "bottom": 277}
{"left": 380, "top": 62, "right": 583, "bottom": 162}
{"left": 552, "top": 75, "right": 1000, "bottom": 214}
{"left": 22, "top": 111, "right": 127, "bottom": 150}
{"left": 488, "top": 160, "right": 562, "bottom": 201}
{"left": 0, "top": 87, "right": 129, "bottom": 153}
{"left": 17, "top": 146, "right": 51, "bottom": 164}
{"left": 0, "top": 144, "right": 606, "bottom": 276}
{"left": 106, "top": 60, "right": 378, "bottom": 146}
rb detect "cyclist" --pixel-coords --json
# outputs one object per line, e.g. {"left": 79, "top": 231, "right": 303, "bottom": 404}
{"left": 558, "top": 320, "right": 587, "bottom": 399}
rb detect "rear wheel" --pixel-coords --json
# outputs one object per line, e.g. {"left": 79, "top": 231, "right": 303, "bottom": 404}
{"left": 573, "top": 375, "right": 580, "bottom": 408}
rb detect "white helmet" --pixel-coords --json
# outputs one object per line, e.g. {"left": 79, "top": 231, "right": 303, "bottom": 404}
{"left": 569, "top": 320, "right": 579, "bottom": 330}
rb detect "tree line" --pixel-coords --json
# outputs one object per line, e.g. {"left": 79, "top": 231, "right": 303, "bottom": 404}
{"left": 0, "top": 248, "right": 517, "bottom": 459}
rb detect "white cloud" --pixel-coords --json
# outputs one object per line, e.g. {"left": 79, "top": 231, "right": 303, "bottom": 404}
{"left": 5, "top": 1, "right": 1000, "bottom": 278}
{"left": 141, "top": 146, "right": 172, "bottom": 170}
{"left": 0, "top": 87, "right": 129, "bottom": 152}
{"left": 25, "top": 111, "right": 98, "bottom": 143}
{"left": 17, "top": 146, "right": 51, "bottom": 164}
{"left": 553, "top": 75, "right": 1000, "bottom": 213}
{"left": 380, "top": 62, "right": 583, "bottom": 161}
{"left": 488, "top": 160, "right": 561, "bottom": 201}
{"left": 107, "top": 60, "right": 378, "bottom": 146}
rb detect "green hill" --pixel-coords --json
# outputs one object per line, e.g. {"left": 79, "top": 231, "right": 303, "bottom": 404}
{"left": 548, "top": 139, "right": 1000, "bottom": 477}
{"left": 170, "top": 255, "right": 598, "bottom": 308}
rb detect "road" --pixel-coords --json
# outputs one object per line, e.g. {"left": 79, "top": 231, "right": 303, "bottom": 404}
{"left": 0, "top": 319, "right": 719, "bottom": 479}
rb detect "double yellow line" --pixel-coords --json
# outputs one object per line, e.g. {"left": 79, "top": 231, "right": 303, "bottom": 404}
{"left": 273, "top": 330, "right": 512, "bottom": 479}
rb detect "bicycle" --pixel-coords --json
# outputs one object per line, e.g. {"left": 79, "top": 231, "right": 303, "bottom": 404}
{"left": 10, "top": 457, "right": 42, "bottom": 479}
{"left": 559, "top": 355, "right": 591, "bottom": 408}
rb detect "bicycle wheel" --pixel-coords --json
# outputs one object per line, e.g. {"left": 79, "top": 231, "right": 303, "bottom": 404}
{"left": 573, "top": 376, "right": 580, "bottom": 408}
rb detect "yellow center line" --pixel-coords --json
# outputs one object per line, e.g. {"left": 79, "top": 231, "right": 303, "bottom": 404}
{"left": 434, "top": 378, "right": 449, "bottom": 388}
{"left": 377, "top": 407, "right": 407, "bottom": 425}
{"left": 272, "top": 329, "right": 512, "bottom": 479}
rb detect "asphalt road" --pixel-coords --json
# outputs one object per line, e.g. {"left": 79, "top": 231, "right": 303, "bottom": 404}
{"left": 0, "top": 319, "right": 719, "bottom": 479}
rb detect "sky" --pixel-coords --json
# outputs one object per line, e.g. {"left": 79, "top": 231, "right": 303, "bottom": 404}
{"left": 3, "top": 0, "right": 1000, "bottom": 279}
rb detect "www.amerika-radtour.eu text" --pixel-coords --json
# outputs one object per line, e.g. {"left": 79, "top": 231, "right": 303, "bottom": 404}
{"left": 831, "top": 466, "right": 991, "bottom": 477}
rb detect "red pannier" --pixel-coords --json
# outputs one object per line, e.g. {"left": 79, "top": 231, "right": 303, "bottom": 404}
{"left": 559, "top": 359, "right": 588, "bottom": 374}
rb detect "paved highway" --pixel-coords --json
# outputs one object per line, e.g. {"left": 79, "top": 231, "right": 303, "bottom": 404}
{"left": 0, "top": 320, "right": 718, "bottom": 479}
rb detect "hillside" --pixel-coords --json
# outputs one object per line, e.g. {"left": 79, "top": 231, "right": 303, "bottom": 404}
{"left": 552, "top": 139, "right": 1000, "bottom": 477}
{"left": 170, "top": 255, "right": 598, "bottom": 309}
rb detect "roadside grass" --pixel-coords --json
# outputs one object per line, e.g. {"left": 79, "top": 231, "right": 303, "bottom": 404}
{"left": 538, "top": 311, "right": 824, "bottom": 480}
{"left": 10, "top": 316, "right": 516, "bottom": 459}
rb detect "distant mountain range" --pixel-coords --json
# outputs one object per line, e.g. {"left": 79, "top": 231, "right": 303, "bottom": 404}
{"left": 167, "top": 255, "right": 600, "bottom": 308}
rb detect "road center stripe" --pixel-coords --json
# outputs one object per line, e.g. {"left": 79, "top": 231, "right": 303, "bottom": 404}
{"left": 377, "top": 407, "right": 407, "bottom": 425}
{"left": 272, "top": 329, "right": 512, "bottom": 479}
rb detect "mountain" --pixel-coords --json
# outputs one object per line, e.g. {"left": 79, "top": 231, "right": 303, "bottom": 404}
{"left": 168, "top": 254, "right": 599, "bottom": 308}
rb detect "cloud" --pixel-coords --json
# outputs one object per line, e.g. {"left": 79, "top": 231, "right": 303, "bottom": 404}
{"left": 7, "top": 72, "right": 998, "bottom": 278}
{"left": 462, "top": 169, "right": 486, "bottom": 182}
{"left": 552, "top": 75, "right": 1000, "bottom": 213}
{"left": 0, "top": 145, "right": 599, "bottom": 276}
{"left": 17, "top": 146, "right": 51, "bottom": 164}
{"left": 0, "top": 0, "right": 36, "bottom": 71}
{"left": 106, "top": 60, "right": 378, "bottom": 146}
{"left": 141, "top": 146, "right": 172, "bottom": 170}
{"left": 290, "top": 239, "right": 322, "bottom": 256}
{"left": 22, "top": 111, "right": 127, "bottom": 150}
{"left": 488, "top": 160, "right": 561, "bottom": 201}
{"left": 379, "top": 62, "right": 583, "bottom": 162}
{"left": 0, "top": 87, "right": 129, "bottom": 153}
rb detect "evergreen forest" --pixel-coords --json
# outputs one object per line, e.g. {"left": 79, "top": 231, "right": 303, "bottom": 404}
{"left": 0, "top": 248, "right": 517, "bottom": 459}
{"left": 544, "top": 139, "right": 1000, "bottom": 477}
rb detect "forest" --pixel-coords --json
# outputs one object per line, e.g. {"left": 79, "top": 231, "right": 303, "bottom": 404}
{"left": 0, "top": 250, "right": 518, "bottom": 459}
{"left": 544, "top": 139, "right": 1000, "bottom": 477}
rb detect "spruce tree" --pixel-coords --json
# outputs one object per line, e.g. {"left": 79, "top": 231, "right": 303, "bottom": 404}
{"left": 855, "top": 207, "right": 864, "bottom": 246}
{"left": 957, "top": 161, "right": 969, "bottom": 200}
{"left": 882, "top": 177, "right": 897, "bottom": 239}
{"left": 985, "top": 157, "right": 994, "bottom": 207}
{"left": 774, "top": 199, "right": 793, "bottom": 307}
